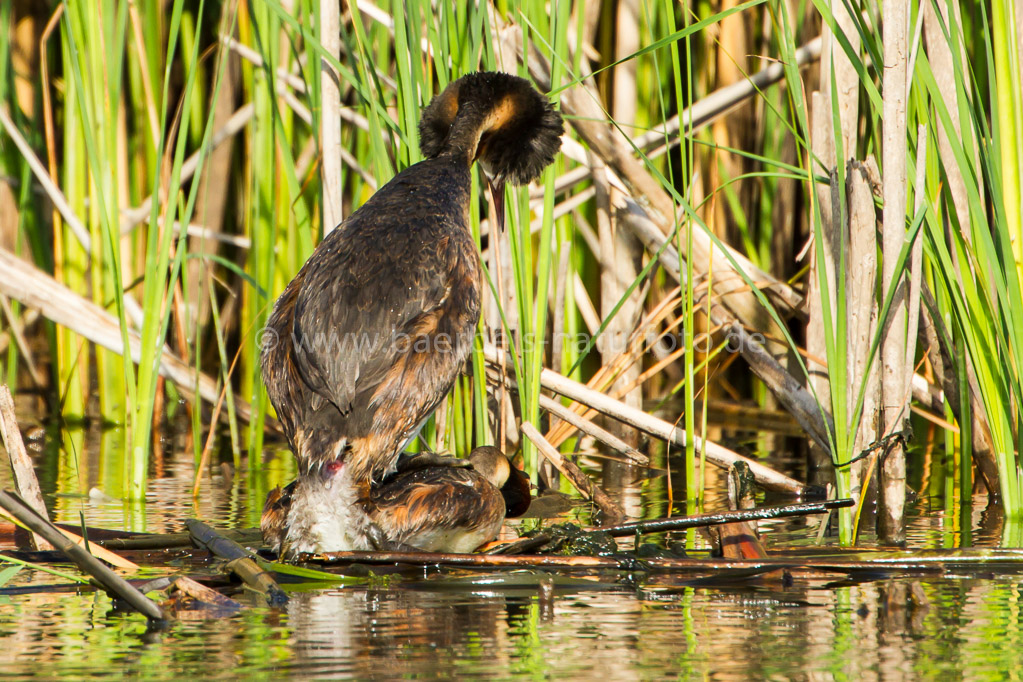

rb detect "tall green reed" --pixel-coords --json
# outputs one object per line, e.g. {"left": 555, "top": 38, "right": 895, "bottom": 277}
{"left": 7, "top": 0, "right": 1019, "bottom": 533}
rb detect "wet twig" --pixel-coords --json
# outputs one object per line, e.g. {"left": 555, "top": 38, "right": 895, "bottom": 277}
{"left": 599, "top": 499, "right": 854, "bottom": 538}
{"left": 185, "top": 519, "right": 288, "bottom": 606}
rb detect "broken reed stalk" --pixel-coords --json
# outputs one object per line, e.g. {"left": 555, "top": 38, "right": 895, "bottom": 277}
{"left": 185, "top": 519, "right": 288, "bottom": 606}
{"left": 170, "top": 575, "right": 244, "bottom": 612}
{"left": 483, "top": 344, "right": 812, "bottom": 496}
{"left": 0, "top": 296, "right": 43, "bottom": 387}
{"left": 0, "top": 385, "right": 52, "bottom": 551}
{"left": 41, "top": 528, "right": 140, "bottom": 571}
{"left": 0, "top": 490, "right": 163, "bottom": 620}
{"left": 1, "top": 521, "right": 141, "bottom": 571}
{"left": 319, "top": 0, "right": 343, "bottom": 235}
{"left": 520, "top": 422, "right": 626, "bottom": 523}
{"left": 537, "top": 392, "right": 648, "bottom": 466}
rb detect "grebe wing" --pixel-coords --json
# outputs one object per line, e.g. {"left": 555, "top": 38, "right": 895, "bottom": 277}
{"left": 371, "top": 467, "right": 502, "bottom": 537}
{"left": 289, "top": 213, "right": 454, "bottom": 415}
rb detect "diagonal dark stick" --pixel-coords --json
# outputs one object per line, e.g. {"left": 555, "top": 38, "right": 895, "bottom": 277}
{"left": 0, "top": 489, "right": 165, "bottom": 621}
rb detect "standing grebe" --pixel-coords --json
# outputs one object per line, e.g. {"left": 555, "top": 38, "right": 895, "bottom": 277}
{"left": 260, "top": 72, "right": 562, "bottom": 555}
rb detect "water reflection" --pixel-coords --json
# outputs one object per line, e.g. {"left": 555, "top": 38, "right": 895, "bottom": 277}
{"left": 281, "top": 588, "right": 516, "bottom": 678}
{"left": 6, "top": 568, "right": 1023, "bottom": 678}
{"left": 6, "top": 421, "right": 1023, "bottom": 678}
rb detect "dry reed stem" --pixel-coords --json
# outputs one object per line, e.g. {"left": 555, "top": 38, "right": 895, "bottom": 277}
{"left": 491, "top": 370, "right": 649, "bottom": 466}
{"left": 484, "top": 344, "right": 810, "bottom": 495}
{"left": 549, "top": 247, "right": 571, "bottom": 435}
{"left": 807, "top": 93, "right": 839, "bottom": 475}
{"left": 0, "top": 384, "right": 52, "bottom": 551}
{"left": 519, "top": 422, "right": 626, "bottom": 524}
{"left": 119, "top": 103, "right": 255, "bottom": 233}
{"left": 320, "top": 0, "right": 343, "bottom": 234}
{"left": 0, "top": 247, "right": 272, "bottom": 429}
{"left": 0, "top": 106, "right": 91, "bottom": 251}
{"left": 0, "top": 295, "right": 42, "bottom": 387}
{"left": 0, "top": 309, "right": 39, "bottom": 356}
{"left": 922, "top": 0, "right": 974, "bottom": 240}
{"left": 544, "top": 289, "right": 682, "bottom": 447}
{"left": 0, "top": 106, "right": 146, "bottom": 327}
{"left": 633, "top": 38, "right": 823, "bottom": 156}
{"left": 847, "top": 159, "right": 882, "bottom": 518}
{"left": 905, "top": 128, "right": 927, "bottom": 405}
{"left": 880, "top": 0, "right": 910, "bottom": 543}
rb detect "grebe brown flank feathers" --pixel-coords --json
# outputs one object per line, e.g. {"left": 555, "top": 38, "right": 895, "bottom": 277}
{"left": 368, "top": 446, "right": 525, "bottom": 553}
{"left": 260, "top": 71, "right": 561, "bottom": 555}
{"left": 261, "top": 447, "right": 531, "bottom": 558}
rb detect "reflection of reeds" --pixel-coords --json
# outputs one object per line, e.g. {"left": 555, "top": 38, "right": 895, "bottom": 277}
{"left": 0, "top": 0, "right": 1021, "bottom": 541}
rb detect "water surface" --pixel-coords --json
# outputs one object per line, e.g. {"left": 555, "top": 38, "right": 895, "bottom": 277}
{"left": 2, "top": 422, "right": 1022, "bottom": 680}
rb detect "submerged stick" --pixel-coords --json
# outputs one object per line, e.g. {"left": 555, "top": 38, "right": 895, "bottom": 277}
{"left": 312, "top": 550, "right": 796, "bottom": 575}
{"left": 318, "top": 550, "right": 644, "bottom": 569}
{"left": 315, "top": 548, "right": 954, "bottom": 576}
{"left": 171, "top": 576, "right": 244, "bottom": 612}
{"left": 96, "top": 527, "right": 263, "bottom": 551}
{"left": 521, "top": 422, "right": 626, "bottom": 524}
{"left": 0, "top": 385, "right": 52, "bottom": 551}
{"left": 0, "top": 490, "right": 163, "bottom": 620}
{"left": 185, "top": 519, "right": 288, "bottom": 606}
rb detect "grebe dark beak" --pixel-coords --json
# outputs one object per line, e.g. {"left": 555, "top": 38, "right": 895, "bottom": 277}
{"left": 486, "top": 174, "right": 506, "bottom": 233}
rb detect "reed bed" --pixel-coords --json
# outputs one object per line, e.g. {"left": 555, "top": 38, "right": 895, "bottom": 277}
{"left": 0, "top": 0, "right": 1020, "bottom": 544}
